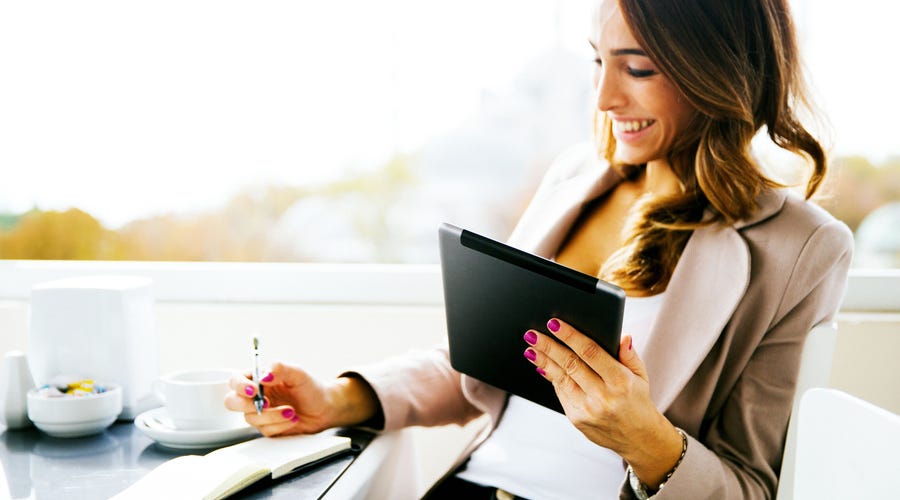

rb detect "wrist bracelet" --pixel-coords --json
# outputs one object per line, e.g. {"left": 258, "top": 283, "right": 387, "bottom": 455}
{"left": 627, "top": 428, "right": 688, "bottom": 499}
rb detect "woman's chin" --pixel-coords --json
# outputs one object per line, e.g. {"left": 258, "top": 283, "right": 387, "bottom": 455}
{"left": 614, "top": 152, "right": 651, "bottom": 166}
{"left": 613, "top": 144, "right": 667, "bottom": 166}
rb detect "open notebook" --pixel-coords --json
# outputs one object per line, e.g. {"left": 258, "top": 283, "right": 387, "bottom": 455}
{"left": 113, "top": 432, "right": 352, "bottom": 500}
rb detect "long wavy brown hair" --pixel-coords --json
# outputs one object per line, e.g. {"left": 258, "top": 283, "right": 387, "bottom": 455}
{"left": 598, "top": 0, "right": 827, "bottom": 294}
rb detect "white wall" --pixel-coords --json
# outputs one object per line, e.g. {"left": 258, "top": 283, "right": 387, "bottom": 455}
{"left": 831, "top": 313, "right": 900, "bottom": 414}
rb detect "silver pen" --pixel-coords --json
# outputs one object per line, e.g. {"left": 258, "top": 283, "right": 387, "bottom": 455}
{"left": 252, "top": 335, "right": 265, "bottom": 414}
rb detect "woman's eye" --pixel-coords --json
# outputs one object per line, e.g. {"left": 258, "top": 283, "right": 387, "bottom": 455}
{"left": 627, "top": 67, "right": 656, "bottom": 78}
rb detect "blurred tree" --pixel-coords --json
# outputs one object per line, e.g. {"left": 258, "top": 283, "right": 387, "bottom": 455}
{"left": 879, "top": 157, "right": 900, "bottom": 202}
{"left": 0, "top": 155, "right": 415, "bottom": 261}
{"left": 3, "top": 153, "right": 894, "bottom": 262}
{"left": 0, "top": 214, "right": 20, "bottom": 231}
{"left": 822, "top": 156, "right": 900, "bottom": 232}
{"left": 0, "top": 208, "right": 123, "bottom": 259}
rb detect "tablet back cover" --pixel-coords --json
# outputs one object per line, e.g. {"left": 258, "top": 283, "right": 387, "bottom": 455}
{"left": 439, "top": 223, "right": 625, "bottom": 414}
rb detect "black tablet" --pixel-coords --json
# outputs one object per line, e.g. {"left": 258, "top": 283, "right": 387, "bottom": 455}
{"left": 438, "top": 223, "right": 626, "bottom": 414}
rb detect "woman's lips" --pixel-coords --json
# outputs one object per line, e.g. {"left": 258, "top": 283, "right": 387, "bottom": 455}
{"left": 612, "top": 119, "right": 656, "bottom": 142}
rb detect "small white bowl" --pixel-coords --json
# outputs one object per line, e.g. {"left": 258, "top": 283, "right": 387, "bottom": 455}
{"left": 26, "top": 384, "right": 123, "bottom": 438}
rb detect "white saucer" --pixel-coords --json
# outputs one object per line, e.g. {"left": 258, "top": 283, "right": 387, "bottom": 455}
{"left": 134, "top": 407, "right": 259, "bottom": 449}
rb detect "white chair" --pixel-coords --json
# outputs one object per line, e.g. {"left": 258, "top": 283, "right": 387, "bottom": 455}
{"left": 791, "top": 388, "right": 900, "bottom": 499}
{"left": 776, "top": 322, "right": 838, "bottom": 500}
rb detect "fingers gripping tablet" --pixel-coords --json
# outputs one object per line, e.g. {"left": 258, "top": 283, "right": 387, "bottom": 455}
{"left": 439, "top": 223, "right": 625, "bottom": 413}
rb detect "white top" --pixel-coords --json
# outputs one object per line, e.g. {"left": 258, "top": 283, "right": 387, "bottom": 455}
{"left": 457, "top": 293, "right": 666, "bottom": 499}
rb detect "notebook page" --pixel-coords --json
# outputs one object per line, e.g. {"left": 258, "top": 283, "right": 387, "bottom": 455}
{"left": 111, "top": 453, "right": 269, "bottom": 500}
{"left": 209, "top": 433, "right": 352, "bottom": 479}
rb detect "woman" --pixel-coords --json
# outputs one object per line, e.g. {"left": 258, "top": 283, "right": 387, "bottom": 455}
{"left": 225, "top": 1, "right": 852, "bottom": 498}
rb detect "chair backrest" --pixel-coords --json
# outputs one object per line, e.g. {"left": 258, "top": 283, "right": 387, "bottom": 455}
{"left": 792, "top": 388, "right": 900, "bottom": 499}
{"left": 775, "top": 321, "right": 838, "bottom": 500}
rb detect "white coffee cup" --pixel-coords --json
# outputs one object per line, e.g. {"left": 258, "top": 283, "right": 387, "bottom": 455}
{"left": 153, "top": 369, "right": 242, "bottom": 430}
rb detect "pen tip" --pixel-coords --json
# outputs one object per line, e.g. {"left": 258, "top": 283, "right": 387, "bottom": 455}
{"left": 253, "top": 336, "right": 259, "bottom": 349}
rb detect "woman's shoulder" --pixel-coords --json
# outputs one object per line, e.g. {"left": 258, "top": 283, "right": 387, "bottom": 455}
{"left": 742, "top": 188, "right": 854, "bottom": 257}
{"left": 734, "top": 190, "right": 854, "bottom": 330}
{"left": 779, "top": 190, "right": 852, "bottom": 243}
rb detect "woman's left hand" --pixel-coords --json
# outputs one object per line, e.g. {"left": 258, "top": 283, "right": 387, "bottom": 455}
{"left": 524, "top": 317, "right": 683, "bottom": 488}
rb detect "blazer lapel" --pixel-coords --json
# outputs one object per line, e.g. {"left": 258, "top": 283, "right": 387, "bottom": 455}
{"left": 643, "top": 189, "right": 785, "bottom": 411}
{"left": 642, "top": 224, "right": 750, "bottom": 411}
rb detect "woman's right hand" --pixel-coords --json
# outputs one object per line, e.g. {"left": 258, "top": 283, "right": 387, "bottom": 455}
{"left": 225, "top": 361, "right": 379, "bottom": 437}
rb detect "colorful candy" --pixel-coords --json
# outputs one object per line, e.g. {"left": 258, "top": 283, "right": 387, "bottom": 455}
{"left": 36, "top": 379, "right": 109, "bottom": 397}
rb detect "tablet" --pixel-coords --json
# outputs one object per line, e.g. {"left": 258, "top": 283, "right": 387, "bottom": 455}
{"left": 438, "top": 223, "right": 626, "bottom": 414}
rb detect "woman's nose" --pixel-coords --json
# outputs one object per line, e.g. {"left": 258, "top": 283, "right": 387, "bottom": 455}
{"left": 595, "top": 69, "right": 625, "bottom": 112}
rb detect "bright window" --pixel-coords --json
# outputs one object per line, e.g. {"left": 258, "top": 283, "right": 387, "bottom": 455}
{"left": 0, "top": 0, "right": 897, "bottom": 267}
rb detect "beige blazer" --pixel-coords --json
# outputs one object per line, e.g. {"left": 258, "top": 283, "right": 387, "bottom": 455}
{"left": 354, "top": 150, "right": 854, "bottom": 499}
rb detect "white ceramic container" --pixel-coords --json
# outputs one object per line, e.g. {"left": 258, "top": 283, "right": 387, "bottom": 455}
{"left": 1, "top": 351, "right": 36, "bottom": 429}
{"left": 26, "top": 384, "right": 123, "bottom": 438}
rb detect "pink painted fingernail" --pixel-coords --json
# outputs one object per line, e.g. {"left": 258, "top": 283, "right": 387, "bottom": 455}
{"left": 547, "top": 319, "right": 560, "bottom": 332}
{"left": 524, "top": 331, "right": 537, "bottom": 345}
{"left": 244, "top": 385, "right": 255, "bottom": 396}
{"left": 536, "top": 367, "right": 547, "bottom": 376}
{"left": 524, "top": 348, "right": 537, "bottom": 362}
{"left": 628, "top": 338, "right": 633, "bottom": 351}
{"left": 262, "top": 399, "right": 270, "bottom": 409}
{"left": 281, "top": 408, "right": 295, "bottom": 419}
{"left": 261, "top": 372, "right": 274, "bottom": 382}
{"left": 291, "top": 416, "right": 299, "bottom": 423}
